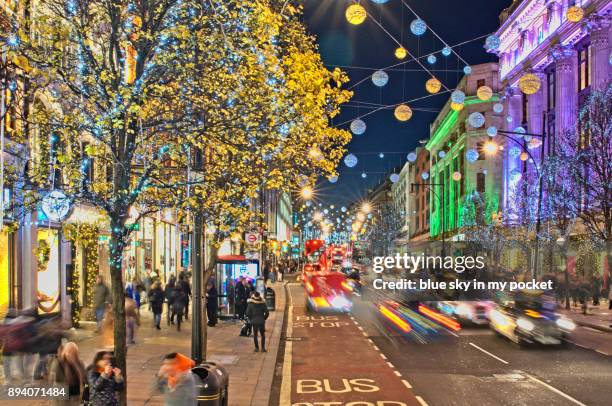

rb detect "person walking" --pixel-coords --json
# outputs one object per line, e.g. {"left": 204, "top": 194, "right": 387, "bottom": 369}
{"left": 87, "top": 351, "right": 124, "bottom": 406}
{"left": 154, "top": 352, "right": 197, "bottom": 406}
{"left": 165, "top": 276, "right": 176, "bottom": 325}
{"left": 178, "top": 273, "right": 192, "bottom": 321}
{"left": 149, "top": 281, "right": 165, "bottom": 330}
{"left": 48, "top": 342, "right": 87, "bottom": 405}
{"left": 33, "top": 315, "right": 65, "bottom": 380}
{"left": 235, "top": 277, "right": 248, "bottom": 320}
{"left": 277, "top": 263, "right": 285, "bottom": 283}
{"left": 93, "top": 276, "right": 111, "bottom": 331}
{"left": 173, "top": 285, "right": 187, "bottom": 332}
{"left": 245, "top": 292, "right": 269, "bottom": 352}
{"left": 206, "top": 281, "right": 218, "bottom": 327}
{"left": 227, "top": 279, "right": 236, "bottom": 318}
{"left": 125, "top": 293, "right": 140, "bottom": 345}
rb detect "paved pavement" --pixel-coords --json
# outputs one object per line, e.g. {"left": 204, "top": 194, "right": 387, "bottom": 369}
{"left": 558, "top": 301, "right": 612, "bottom": 332}
{"left": 1, "top": 282, "right": 286, "bottom": 406}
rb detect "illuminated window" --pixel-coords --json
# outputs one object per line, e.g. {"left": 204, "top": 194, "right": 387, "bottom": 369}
{"left": 578, "top": 45, "right": 591, "bottom": 92}
{"left": 476, "top": 173, "right": 486, "bottom": 193}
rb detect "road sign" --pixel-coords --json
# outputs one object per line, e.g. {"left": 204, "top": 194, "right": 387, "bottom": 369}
{"left": 246, "top": 233, "right": 259, "bottom": 245}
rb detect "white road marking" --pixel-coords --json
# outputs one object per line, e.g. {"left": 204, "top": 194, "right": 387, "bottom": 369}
{"left": 401, "top": 379, "right": 412, "bottom": 389}
{"left": 357, "top": 325, "right": 364, "bottom": 331}
{"left": 447, "top": 330, "right": 459, "bottom": 337}
{"left": 380, "top": 353, "right": 387, "bottom": 360}
{"left": 523, "top": 372, "right": 587, "bottom": 406}
{"left": 373, "top": 345, "right": 379, "bottom": 351}
{"left": 596, "top": 350, "right": 610, "bottom": 356}
{"left": 386, "top": 361, "right": 395, "bottom": 368}
{"left": 394, "top": 370, "right": 402, "bottom": 377}
{"left": 468, "top": 342, "right": 509, "bottom": 365}
{"left": 581, "top": 326, "right": 603, "bottom": 334}
{"left": 416, "top": 395, "right": 429, "bottom": 406}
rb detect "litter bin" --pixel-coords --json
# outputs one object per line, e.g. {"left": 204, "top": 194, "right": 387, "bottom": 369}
{"left": 192, "top": 362, "right": 229, "bottom": 406}
{"left": 265, "top": 287, "right": 276, "bottom": 311}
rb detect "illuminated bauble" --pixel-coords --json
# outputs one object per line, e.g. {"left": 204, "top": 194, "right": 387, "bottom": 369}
{"left": 372, "top": 70, "right": 389, "bottom": 87}
{"left": 390, "top": 173, "right": 400, "bottom": 183}
{"left": 485, "top": 34, "right": 501, "bottom": 51}
{"left": 425, "top": 78, "right": 442, "bottom": 94}
{"left": 452, "top": 172, "right": 462, "bottom": 181}
{"left": 513, "top": 126, "right": 526, "bottom": 137}
{"left": 468, "top": 112, "right": 486, "bottom": 128}
{"left": 350, "top": 119, "right": 367, "bottom": 135}
{"left": 427, "top": 54, "right": 437, "bottom": 64}
{"left": 528, "top": 138, "right": 542, "bottom": 149}
{"left": 395, "top": 46, "right": 408, "bottom": 59}
{"left": 609, "top": 50, "right": 612, "bottom": 65}
{"left": 361, "top": 172, "right": 367, "bottom": 178}
{"left": 450, "top": 102, "right": 464, "bottom": 111}
{"left": 477, "top": 85, "right": 493, "bottom": 101}
{"left": 324, "top": 209, "right": 329, "bottom": 214}
{"left": 442, "top": 46, "right": 452, "bottom": 56}
{"left": 421, "top": 171, "right": 430, "bottom": 180}
{"left": 566, "top": 6, "right": 584, "bottom": 23}
{"left": 466, "top": 149, "right": 479, "bottom": 163}
{"left": 519, "top": 73, "right": 541, "bottom": 95}
{"left": 394, "top": 104, "right": 413, "bottom": 121}
{"left": 464, "top": 66, "right": 472, "bottom": 75}
{"left": 341, "top": 206, "right": 347, "bottom": 212}
{"left": 328, "top": 175, "right": 338, "bottom": 184}
{"left": 371, "top": 0, "right": 389, "bottom": 3}
{"left": 410, "top": 19, "right": 427, "bottom": 36}
{"left": 524, "top": 134, "right": 532, "bottom": 142}
{"left": 346, "top": 4, "right": 367, "bottom": 25}
{"left": 305, "top": 201, "right": 312, "bottom": 207}
{"left": 344, "top": 153, "right": 358, "bottom": 168}
{"left": 509, "top": 146, "right": 521, "bottom": 158}
{"left": 519, "top": 152, "right": 529, "bottom": 161}
{"left": 487, "top": 126, "right": 498, "bottom": 137}
{"left": 379, "top": 152, "right": 385, "bottom": 158}
{"left": 438, "top": 150, "right": 446, "bottom": 158}
{"left": 493, "top": 103, "right": 504, "bottom": 113}
{"left": 510, "top": 169, "right": 522, "bottom": 182}
{"left": 451, "top": 90, "right": 465, "bottom": 104}
{"left": 506, "top": 116, "right": 513, "bottom": 123}
{"left": 407, "top": 152, "right": 417, "bottom": 163}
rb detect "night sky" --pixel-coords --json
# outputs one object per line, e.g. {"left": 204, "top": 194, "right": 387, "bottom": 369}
{"left": 303, "top": 0, "right": 513, "bottom": 206}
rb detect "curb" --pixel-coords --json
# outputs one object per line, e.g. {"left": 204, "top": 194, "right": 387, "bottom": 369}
{"left": 573, "top": 319, "right": 612, "bottom": 333}
{"left": 251, "top": 283, "right": 287, "bottom": 406}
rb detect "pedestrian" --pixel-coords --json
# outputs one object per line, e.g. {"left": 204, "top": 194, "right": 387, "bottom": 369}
{"left": 263, "top": 262, "right": 270, "bottom": 284}
{"left": 125, "top": 293, "right": 140, "bottom": 345}
{"left": 93, "top": 275, "right": 111, "bottom": 331}
{"left": 206, "top": 281, "right": 218, "bottom": 327}
{"left": 178, "top": 273, "right": 192, "bottom": 320}
{"left": 173, "top": 285, "right": 187, "bottom": 332}
{"left": 226, "top": 279, "right": 236, "bottom": 318}
{"left": 165, "top": 276, "right": 176, "bottom": 325}
{"left": 125, "top": 277, "right": 142, "bottom": 311}
{"left": 100, "top": 304, "right": 114, "bottom": 348}
{"left": 86, "top": 350, "right": 124, "bottom": 406}
{"left": 33, "top": 315, "right": 65, "bottom": 380}
{"left": 277, "top": 263, "right": 285, "bottom": 282}
{"left": 48, "top": 342, "right": 87, "bottom": 405}
{"left": 154, "top": 352, "right": 197, "bottom": 406}
{"left": 0, "top": 308, "right": 29, "bottom": 383}
{"left": 592, "top": 275, "right": 602, "bottom": 306}
{"left": 144, "top": 271, "right": 153, "bottom": 311}
{"left": 245, "top": 292, "right": 269, "bottom": 352}
{"left": 235, "top": 277, "right": 248, "bottom": 320}
{"left": 149, "top": 280, "right": 165, "bottom": 330}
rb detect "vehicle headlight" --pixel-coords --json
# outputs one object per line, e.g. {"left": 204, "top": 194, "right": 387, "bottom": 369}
{"left": 329, "top": 295, "right": 351, "bottom": 309}
{"left": 556, "top": 318, "right": 576, "bottom": 331}
{"left": 455, "top": 303, "right": 472, "bottom": 317}
{"left": 516, "top": 317, "right": 535, "bottom": 331}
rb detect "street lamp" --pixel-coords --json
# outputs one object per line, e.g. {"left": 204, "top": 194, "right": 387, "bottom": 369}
{"left": 483, "top": 141, "right": 500, "bottom": 155}
{"left": 361, "top": 202, "right": 372, "bottom": 214}
{"left": 301, "top": 186, "right": 313, "bottom": 200}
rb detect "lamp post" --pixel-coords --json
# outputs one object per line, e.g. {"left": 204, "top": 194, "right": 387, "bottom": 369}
{"left": 411, "top": 182, "right": 445, "bottom": 256}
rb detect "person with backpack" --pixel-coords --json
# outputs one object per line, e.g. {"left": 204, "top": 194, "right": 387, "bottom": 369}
{"left": 173, "top": 285, "right": 188, "bottom": 332}
{"left": 48, "top": 342, "right": 87, "bottom": 405}
{"left": 178, "top": 273, "right": 192, "bottom": 320}
{"left": 165, "top": 276, "right": 176, "bottom": 326}
{"left": 149, "top": 280, "right": 165, "bottom": 330}
{"left": 86, "top": 351, "right": 124, "bottom": 406}
{"left": 245, "top": 292, "right": 269, "bottom": 352}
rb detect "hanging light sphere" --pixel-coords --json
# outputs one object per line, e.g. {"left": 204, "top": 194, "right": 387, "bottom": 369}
{"left": 519, "top": 152, "right": 529, "bottom": 161}
{"left": 566, "top": 6, "right": 584, "bottom": 23}
{"left": 487, "top": 126, "right": 498, "bottom": 137}
{"left": 421, "top": 171, "right": 430, "bottom": 180}
{"left": 350, "top": 119, "right": 367, "bottom": 135}
{"left": 442, "top": 46, "right": 452, "bottom": 57}
{"left": 361, "top": 172, "right": 367, "bottom": 178}
{"left": 477, "top": 85, "right": 493, "bottom": 101}
{"left": 452, "top": 171, "right": 462, "bottom": 181}
{"left": 509, "top": 146, "right": 522, "bottom": 158}
{"left": 510, "top": 169, "right": 522, "bottom": 182}
{"left": 609, "top": 50, "right": 612, "bottom": 66}
{"left": 379, "top": 152, "right": 385, "bottom": 159}
{"left": 466, "top": 149, "right": 479, "bottom": 163}
{"left": 438, "top": 150, "right": 446, "bottom": 158}
{"left": 341, "top": 206, "right": 347, "bottom": 213}
{"left": 468, "top": 112, "right": 486, "bottom": 128}
{"left": 425, "top": 78, "right": 442, "bottom": 94}
{"left": 427, "top": 54, "right": 437, "bottom": 64}
{"left": 450, "top": 102, "right": 464, "bottom": 111}
{"left": 328, "top": 175, "right": 338, "bottom": 184}
{"left": 506, "top": 115, "right": 513, "bottom": 123}
{"left": 395, "top": 46, "right": 408, "bottom": 59}
{"left": 519, "top": 73, "right": 541, "bottom": 95}
{"left": 513, "top": 126, "right": 526, "bottom": 137}
{"left": 344, "top": 153, "right": 358, "bottom": 168}
{"left": 451, "top": 90, "right": 466, "bottom": 104}
{"left": 484, "top": 34, "right": 501, "bottom": 51}
{"left": 390, "top": 173, "right": 400, "bottom": 183}
{"left": 464, "top": 65, "right": 472, "bottom": 75}
{"left": 493, "top": 103, "right": 504, "bottom": 113}
{"left": 372, "top": 70, "right": 389, "bottom": 87}
{"left": 394, "top": 104, "right": 413, "bottom": 121}
{"left": 407, "top": 152, "right": 417, "bottom": 163}
{"left": 371, "top": 0, "right": 389, "bottom": 3}
{"left": 305, "top": 201, "right": 312, "bottom": 207}
{"left": 346, "top": 4, "right": 367, "bottom": 25}
{"left": 528, "top": 138, "right": 542, "bottom": 149}
{"left": 410, "top": 19, "right": 427, "bottom": 36}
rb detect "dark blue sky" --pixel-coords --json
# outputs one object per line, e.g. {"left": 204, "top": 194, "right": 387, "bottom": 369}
{"left": 303, "top": 0, "right": 512, "bottom": 206}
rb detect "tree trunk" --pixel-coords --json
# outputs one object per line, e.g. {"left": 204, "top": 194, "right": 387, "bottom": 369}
{"left": 202, "top": 244, "right": 219, "bottom": 360}
{"left": 109, "top": 233, "right": 127, "bottom": 405}
{"left": 563, "top": 242, "right": 570, "bottom": 310}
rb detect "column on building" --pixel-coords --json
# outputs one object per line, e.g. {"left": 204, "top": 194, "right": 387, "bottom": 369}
{"left": 588, "top": 14, "right": 611, "bottom": 91}
{"left": 503, "top": 86, "right": 523, "bottom": 217}
{"left": 527, "top": 70, "right": 546, "bottom": 163}
{"left": 552, "top": 44, "right": 577, "bottom": 139}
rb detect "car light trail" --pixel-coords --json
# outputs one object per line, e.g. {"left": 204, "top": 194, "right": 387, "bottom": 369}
{"left": 418, "top": 304, "right": 461, "bottom": 332}
{"left": 379, "top": 304, "right": 412, "bottom": 333}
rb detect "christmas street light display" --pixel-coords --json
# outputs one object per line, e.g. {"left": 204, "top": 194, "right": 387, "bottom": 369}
{"left": 394, "top": 104, "right": 413, "bottom": 121}
{"left": 566, "top": 6, "right": 584, "bottom": 23}
{"left": 407, "top": 152, "right": 417, "bottom": 162}
{"left": 477, "top": 85, "right": 493, "bottom": 101}
{"left": 395, "top": 46, "right": 408, "bottom": 59}
{"left": 345, "top": 153, "right": 359, "bottom": 168}
{"left": 450, "top": 102, "right": 464, "bottom": 111}
{"left": 346, "top": 4, "right": 367, "bottom": 25}
{"left": 468, "top": 112, "right": 486, "bottom": 128}
{"left": 493, "top": 103, "right": 504, "bottom": 113}
{"left": 519, "top": 73, "right": 541, "bottom": 95}
{"left": 463, "top": 66, "right": 472, "bottom": 75}
{"left": 410, "top": 19, "right": 427, "bottom": 36}
{"left": 372, "top": 70, "right": 389, "bottom": 87}
{"left": 350, "top": 119, "right": 367, "bottom": 135}
{"left": 427, "top": 54, "right": 437, "bottom": 64}
{"left": 451, "top": 90, "right": 465, "bottom": 104}
{"left": 442, "top": 46, "right": 452, "bottom": 56}
{"left": 426, "top": 78, "right": 442, "bottom": 94}
{"left": 484, "top": 34, "right": 501, "bottom": 51}
{"left": 466, "top": 149, "right": 479, "bottom": 163}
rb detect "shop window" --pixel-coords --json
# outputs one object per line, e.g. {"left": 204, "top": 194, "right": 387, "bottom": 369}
{"left": 476, "top": 173, "right": 486, "bottom": 193}
{"left": 547, "top": 69, "right": 556, "bottom": 110}
{"left": 36, "top": 229, "right": 61, "bottom": 315}
{"left": 477, "top": 79, "right": 486, "bottom": 88}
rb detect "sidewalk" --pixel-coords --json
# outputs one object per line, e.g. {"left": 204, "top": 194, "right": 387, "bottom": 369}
{"left": 559, "top": 300, "right": 612, "bottom": 332}
{"left": 3, "top": 283, "right": 286, "bottom": 406}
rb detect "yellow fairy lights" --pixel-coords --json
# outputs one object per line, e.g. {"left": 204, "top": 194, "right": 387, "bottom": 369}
{"left": 395, "top": 47, "right": 408, "bottom": 60}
